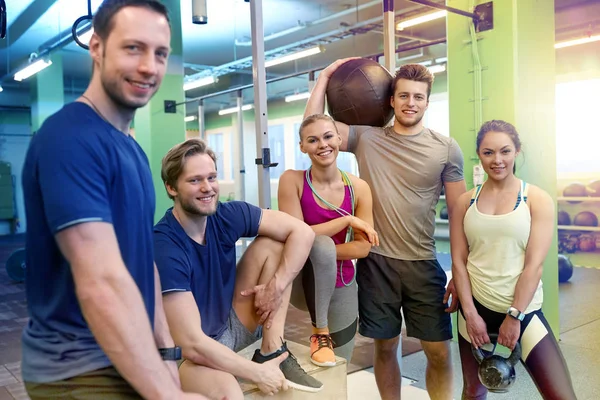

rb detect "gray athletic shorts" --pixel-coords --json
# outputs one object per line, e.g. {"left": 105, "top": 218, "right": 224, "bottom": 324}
{"left": 216, "top": 308, "right": 263, "bottom": 352}
{"left": 356, "top": 252, "right": 452, "bottom": 342}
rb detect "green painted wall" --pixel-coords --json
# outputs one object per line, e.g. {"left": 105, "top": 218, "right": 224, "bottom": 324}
{"left": 30, "top": 53, "right": 64, "bottom": 132}
{"left": 134, "top": 0, "right": 186, "bottom": 223}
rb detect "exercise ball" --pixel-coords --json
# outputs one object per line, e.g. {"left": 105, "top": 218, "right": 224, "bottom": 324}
{"left": 558, "top": 254, "right": 574, "bottom": 283}
{"left": 326, "top": 58, "right": 394, "bottom": 127}
{"left": 573, "top": 211, "right": 599, "bottom": 227}
{"left": 588, "top": 180, "right": 600, "bottom": 197}
{"left": 563, "top": 183, "right": 588, "bottom": 203}
{"left": 578, "top": 235, "right": 597, "bottom": 252}
{"left": 439, "top": 206, "right": 449, "bottom": 220}
{"left": 557, "top": 210, "right": 571, "bottom": 226}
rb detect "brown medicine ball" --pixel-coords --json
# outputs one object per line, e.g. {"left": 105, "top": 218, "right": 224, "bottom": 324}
{"left": 326, "top": 58, "right": 394, "bottom": 127}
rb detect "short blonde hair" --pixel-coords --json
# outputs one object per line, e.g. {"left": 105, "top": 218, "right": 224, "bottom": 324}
{"left": 161, "top": 138, "right": 218, "bottom": 200}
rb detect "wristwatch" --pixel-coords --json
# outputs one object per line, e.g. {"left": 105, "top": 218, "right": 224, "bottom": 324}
{"left": 506, "top": 306, "right": 525, "bottom": 321}
{"left": 158, "top": 346, "right": 182, "bottom": 361}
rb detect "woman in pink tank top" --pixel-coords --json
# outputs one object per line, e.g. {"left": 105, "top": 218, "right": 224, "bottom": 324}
{"left": 278, "top": 114, "right": 379, "bottom": 367}
{"left": 451, "top": 120, "right": 576, "bottom": 399}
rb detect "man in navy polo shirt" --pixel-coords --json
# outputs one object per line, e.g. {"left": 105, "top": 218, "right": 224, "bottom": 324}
{"left": 20, "top": 1, "right": 205, "bottom": 399}
{"left": 154, "top": 138, "right": 323, "bottom": 399}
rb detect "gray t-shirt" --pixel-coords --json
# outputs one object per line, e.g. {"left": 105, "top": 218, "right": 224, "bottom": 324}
{"left": 347, "top": 125, "right": 464, "bottom": 260}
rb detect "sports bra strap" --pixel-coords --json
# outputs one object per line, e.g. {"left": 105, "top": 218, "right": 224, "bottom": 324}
{"left": 469, "top": 184, "right": 483, "bottom": 207}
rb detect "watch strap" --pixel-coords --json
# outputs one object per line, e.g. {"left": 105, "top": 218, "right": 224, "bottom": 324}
{"left": 158, "top": 346, "right": 182, "bottom": 361}
{"left": 507, "top": 306, "right": 525, "bottom": 321}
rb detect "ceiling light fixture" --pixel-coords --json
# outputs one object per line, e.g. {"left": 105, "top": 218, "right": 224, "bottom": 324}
{"left": 183, "top": 76, "right": 216, "bottom": 91}
{"left": 218, "top": 104, "right": 253, "bottom": 115}
{"left": 14, "top": 57, "right": 53, "bottom": 81}
{"left": 285, "top": 92, "right": 311, "bottom": 102}
{"left": 555, "top": 34, "right": 600, "bottom": 49}
{"left": 428, "top": 64, "right": 446, "bottom": 74}
{"left": 265, "top": 46, "right": 323, "bottom": 68}
{"left": 396, "top": 10, "right": 447, "bottom": 31}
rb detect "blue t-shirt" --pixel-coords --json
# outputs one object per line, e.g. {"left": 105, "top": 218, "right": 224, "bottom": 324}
{"left": 20, "top": 102, "right": 156, "bottom": 383}
{"left": 154, "top": 202, "right": 262, "bottom": 339}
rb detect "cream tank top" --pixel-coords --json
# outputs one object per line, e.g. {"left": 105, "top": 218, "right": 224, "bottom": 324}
{"left": 463, "top": 180, "right": 543, "bottom": 314}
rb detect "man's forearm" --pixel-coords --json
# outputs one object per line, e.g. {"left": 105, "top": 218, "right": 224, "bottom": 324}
{"left": 185, "top": 339, "right": 261, "bottom": 383}
{"left": 77, "top": 269, "right": 178, "bottom": 400}
{"left": 154, "top": 266, "right": 175, "bottom": 348}
{"left": 304, "top": 76, "right": 328, "bottom": 118}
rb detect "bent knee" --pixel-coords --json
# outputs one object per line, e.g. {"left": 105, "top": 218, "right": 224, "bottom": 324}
{"left": 424, "top": 344, "right": 451, "bottom": 368}
{"left": 250, "top": 236, "right": 284, "bottom": 258}
{"left": 309, "top": 235, "right": 337, "bottom": 266}
{"left": 311, "top": 235, "right": 336, "bottom": 255}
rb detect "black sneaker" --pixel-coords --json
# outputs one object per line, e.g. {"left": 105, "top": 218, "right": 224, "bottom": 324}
{"left": 251, "top": 341, "right": 324, "bottom": 392}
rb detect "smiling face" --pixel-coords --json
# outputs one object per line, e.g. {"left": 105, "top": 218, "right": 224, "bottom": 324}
{"left": 477, "top": 131, "right": 520, "bottom": 181}
{"left": 89, "top": 6, "right": 171, "bottom": 111}
{"left": 390, "top": 79, "right": 429, "bottom": 130}
{"left": 299, "top": 118, "right": 342, "bottom": 168}
{"left": 167, "top": 153, "right": 219, "bottom": 217}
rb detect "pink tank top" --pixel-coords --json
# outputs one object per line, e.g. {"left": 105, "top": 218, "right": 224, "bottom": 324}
{"left": 300, "top": 170, "right": 354, "bottom": 287}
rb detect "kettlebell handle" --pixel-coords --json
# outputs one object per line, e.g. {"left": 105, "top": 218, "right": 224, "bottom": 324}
{"left": 471, "top": 333, "right": 522, "bottom": 366}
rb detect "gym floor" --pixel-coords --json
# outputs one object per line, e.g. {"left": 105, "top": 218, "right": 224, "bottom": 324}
{"left": 1, "top": 235, "right": 599, "bottom": 399}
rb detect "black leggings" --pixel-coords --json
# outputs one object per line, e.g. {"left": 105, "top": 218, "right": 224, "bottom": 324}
{"left": 457, "top": 298, "right": 577, "bottom": 400}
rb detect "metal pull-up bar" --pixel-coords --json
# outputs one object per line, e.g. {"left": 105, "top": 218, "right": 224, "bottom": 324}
{"left": 407, "top": 0, "right": 494, "bottom": 32}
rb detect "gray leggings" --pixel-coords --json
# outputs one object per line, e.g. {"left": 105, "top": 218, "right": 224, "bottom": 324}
{"left": 290, "top": 235, "right": 359, "bottom": 362}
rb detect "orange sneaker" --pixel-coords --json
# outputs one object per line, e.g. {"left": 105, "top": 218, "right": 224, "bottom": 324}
{"left": 309, "top": 333, "right": 336, "bottom": 367}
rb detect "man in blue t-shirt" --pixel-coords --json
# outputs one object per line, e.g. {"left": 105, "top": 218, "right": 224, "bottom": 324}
{"left": 154, "top": 138, "right": 324, "bottom": 398}
{"left": 21, "top": 1, "right": 206, "bottom": 399}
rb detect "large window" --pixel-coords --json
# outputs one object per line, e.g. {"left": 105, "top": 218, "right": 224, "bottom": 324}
{"left": 425, "top": 93, "right": 450, "bottom": 137}
{"left": 268, "top": 124, "right": 286, "bottom": 179}
{"left": 556, "top": 79, "right": 600, "bottom": 173}
{"left": 207, "top": 133, "right": 226, "bottom": 180}
{"left": 294, "top": 122, "right": 311, "bottom": 170}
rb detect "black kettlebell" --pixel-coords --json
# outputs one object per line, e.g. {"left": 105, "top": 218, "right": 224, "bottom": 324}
{"left": 471, "top": 333, "right": 521, "bottom": 393}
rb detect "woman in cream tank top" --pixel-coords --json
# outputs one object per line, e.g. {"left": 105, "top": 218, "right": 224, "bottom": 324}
{"left": 450, "top": 120, "right": 576, "bottom": 399}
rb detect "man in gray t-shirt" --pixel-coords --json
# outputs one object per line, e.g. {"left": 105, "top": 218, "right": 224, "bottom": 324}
{"left": 304, "top": 60, "right": 466, "bottom": 400}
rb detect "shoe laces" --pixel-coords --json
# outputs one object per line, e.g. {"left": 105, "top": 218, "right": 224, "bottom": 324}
{"left": 310, "top": 333, "right": 334, "bottom": 351}
{"left": 283, "top": 349, "right": 307, "bottom": 374}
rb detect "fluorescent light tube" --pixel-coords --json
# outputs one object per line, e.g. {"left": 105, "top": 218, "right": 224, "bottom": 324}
{"left": 183, "top": 76, "right": 215, "bottom": 91}
{"left": 14, "top": 59, "right": 53, "bottom": 81}
{"left": 555, "top": 34, "right": 600, "bottom": 49}
{"left": 218, "top": 104, "right": 253, "bottom": 115}
{"left": 265, "top": 46, "right": 322, "bottom": 68}
{"left": 184, "top": 115, "right": 197, "bottom": 122}
{"left": 428, "top": 64, "right": 446, "bottom": 74}
{"left": 397, "top": 10, "right": 447, "bottom": 31}
{"left": 285, "top": 92, "right": 311, "bottom": 102}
